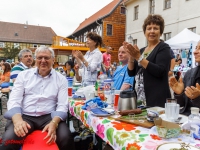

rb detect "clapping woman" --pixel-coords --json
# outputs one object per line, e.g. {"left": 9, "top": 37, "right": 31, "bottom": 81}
{"left": 72, "top": 32, "right": 103, "bottom": 86}
{"left": 124, "top": 14, "right": 171, "bottom": 107}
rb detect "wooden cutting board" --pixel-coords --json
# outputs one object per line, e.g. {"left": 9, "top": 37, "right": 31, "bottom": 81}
{"left": 113, "top": 117, "right": 155, "bottom": 128}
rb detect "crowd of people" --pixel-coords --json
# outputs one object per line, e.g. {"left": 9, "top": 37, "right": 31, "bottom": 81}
{"left": 0, "top": 13, "right": 200, "bottom": 150}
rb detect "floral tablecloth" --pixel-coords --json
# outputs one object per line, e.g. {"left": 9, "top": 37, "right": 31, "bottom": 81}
{"left": 69, "top": 99, "right": 200, "bottom": 150}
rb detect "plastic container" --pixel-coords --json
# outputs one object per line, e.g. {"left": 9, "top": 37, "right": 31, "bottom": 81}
{"left": 66, "top": 77, "right": 73, "bottom": 87}
{"left": 188, "top": 107, "right": 200, "bottom": 137}
{"left": 98, "top": 73, "right": 107, "bottom": 89}
{"left": 104, "top": 90, "right": 113, "bottom": 104}
{"left": 188, "top": 107, "right": 200, "bottom": 124}
{"left": 104, "top": 78, "right": 113, "bottom": 91}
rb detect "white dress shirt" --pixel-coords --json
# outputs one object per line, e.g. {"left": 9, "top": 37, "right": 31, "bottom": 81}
{"left": 4, "top": 67, "right": 68, "bottom": 120}
{"left": 81, "top": 48, "right": 102, "bottom": 86}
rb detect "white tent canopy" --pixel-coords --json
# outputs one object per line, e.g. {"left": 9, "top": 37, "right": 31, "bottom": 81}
{"left": 165, "top": 28, "right": 200, "bottom": 49}
{"left": 165, "top": 28, "right": 200, "bottom": 68}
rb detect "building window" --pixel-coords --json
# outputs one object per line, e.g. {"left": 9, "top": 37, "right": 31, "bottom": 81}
{"left": 121, "top": 7, "right": 126, "bottom": 14}
{"left": 107, "top": 24, "right": 113, "bottom": 36}
{"left": 33, "top": 44, "right": 38, "bottom": 48}
{"left": 134, "top": 6, "right": 139, "bottom": 20}
{"left": 188, "top": 27, "right": 196, "bottom": 33}
{"left": 149, "top": 0, "right": 155, "bottom": 14}
{"left": 133, "top": 39, "right": 137, "bottom": 45}
{"left": 0, "top": 42, "right": 5, "bottom": 48}
{"left": 164, "top": 32, "right": 171, "bottom": 41}
{"left": 164, "top": 0, "right": 171, "bottom": 9}
{"left": 14, "top": 43, "right": 20, "bottom": 48}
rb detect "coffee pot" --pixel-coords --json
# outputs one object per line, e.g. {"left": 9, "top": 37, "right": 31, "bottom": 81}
{"left": 118, "top": 90, "right": 137, "bottom": 111}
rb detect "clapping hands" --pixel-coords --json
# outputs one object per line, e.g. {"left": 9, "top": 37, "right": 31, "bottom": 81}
{"left": 185, "top": 83, "right": 200, "bottom": 100}
{"left": 169, "top": 77, "right": 200, "bottom": 100}
{"left": 72, "top": 50, "right": 84, "bottom": 61}
{"left": 123, "top": 41, "right": 141, "bottom": 61}
{"left": 169, "top": 76, "right": 184, "bottom": 94}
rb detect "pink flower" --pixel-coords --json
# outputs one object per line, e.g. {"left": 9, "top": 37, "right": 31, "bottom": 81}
{"left": 70, "top": 107, "right": 74, "bottom": 116}
{"left": 96, "top": 124, "right": 105, "bottom": 139}
{"left": 143, "top": 140, "right": 160, "bottom": 150}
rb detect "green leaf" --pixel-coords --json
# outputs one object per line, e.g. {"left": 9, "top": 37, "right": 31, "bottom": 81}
{"left": 71, "top": 101, "right": 75, "bottom": 105}
{"left": 139, "top": 134, "right": 148, "bottom": 138}
{"left": 102, "top": 119, "right": 110, "bottom": 124}
{"left": 122, "top": 147, "right": 126, "bottom": 150}
{"left": 85, "top": 113, "right": 88, "bottom": 120}
{"left": 138, "top": 137, "right": 145, "bottom": 142}
{"left": 106, "top": 128, "right": 114, "bottom": 145}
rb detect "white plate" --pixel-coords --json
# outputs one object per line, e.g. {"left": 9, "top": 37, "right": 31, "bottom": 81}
{"left": 159, "top": 114, "right": 188, "bottom": 124}
{"left": 90, "top": 112, "right": 114, "bottom": 117}
{"left": 156, "top": 142, "right": 199, "bottom": 150}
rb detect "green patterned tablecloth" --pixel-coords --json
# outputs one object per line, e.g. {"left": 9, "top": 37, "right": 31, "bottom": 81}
{"left": 69, "top": 99, "right": 200, "bottom": 150}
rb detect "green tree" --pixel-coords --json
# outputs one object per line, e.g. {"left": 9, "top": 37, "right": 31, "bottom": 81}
{"left": 0, "top": 46, "right": 21, "bottom": 61}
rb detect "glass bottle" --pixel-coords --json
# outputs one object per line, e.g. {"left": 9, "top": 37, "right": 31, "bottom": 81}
{"left": 188, "top": 107, "right": 200, "bottom": 124}
{"left": 70, "top": 70, "right": 74, "bottom": 77}
{"left": 188, "top": 107, "right": 200, "bottom": 138}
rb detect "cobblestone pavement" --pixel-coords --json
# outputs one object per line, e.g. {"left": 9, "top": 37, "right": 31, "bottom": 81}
{"left": 0, "top": 96, "right": 7, "bottom": 139}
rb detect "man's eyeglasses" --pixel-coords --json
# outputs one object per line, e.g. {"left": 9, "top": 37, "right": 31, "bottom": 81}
{"left": 36, "top": 56, "right": 51, "bottom": 60}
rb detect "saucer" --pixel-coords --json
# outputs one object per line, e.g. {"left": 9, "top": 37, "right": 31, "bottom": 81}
{"left": 159, "top": 114, "right": 188, "bottom": 124}
{"left": 156, "top": 142, "right": 199, "bottom": 150}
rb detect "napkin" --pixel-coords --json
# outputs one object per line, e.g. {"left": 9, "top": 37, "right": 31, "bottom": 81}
{"left": 90, "top": 108, "right": 109, "bottom": 115}
{"left": 82, "top": 97, "right": 108, "bottom": 110}
{"left": 102, "top": 108, "right": 115, "bottom": 114}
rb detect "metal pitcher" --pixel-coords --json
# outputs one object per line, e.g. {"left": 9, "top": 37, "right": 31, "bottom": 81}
{"left": 118, "top": 90, "right": 137, "bottom": 111}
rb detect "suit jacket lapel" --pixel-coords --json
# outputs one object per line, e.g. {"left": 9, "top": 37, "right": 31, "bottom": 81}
{"left": 190, "top": 67, "right": 198, "bottom": 86}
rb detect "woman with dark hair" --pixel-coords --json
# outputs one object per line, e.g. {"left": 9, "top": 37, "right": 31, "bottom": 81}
{"left": 72, "top": 32, "right": 103, "bottom": 86}
{"left": 0, "top": 62, "right": 11, "bottom": 88}
{"left": 124, "top": 14, "right": 171, "bottom": 107}
{"left": 65, "top": 60, "right": 75, "bottom": 77}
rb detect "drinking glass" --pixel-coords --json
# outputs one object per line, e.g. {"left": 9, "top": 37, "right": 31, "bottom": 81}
{"left": 165, "top": 103, "right": 180, "bottom": 121}
{"left": 128, "top": 113, "right": 135, "bottom": 121}
{"left": 166, "top": 98, "right": 177, "bottom": 103}
{"left": 114, "top": 94, "right": 119, "bottom": 112}
{"left": 68, "top": 87, "right": 73, "bottom": 96}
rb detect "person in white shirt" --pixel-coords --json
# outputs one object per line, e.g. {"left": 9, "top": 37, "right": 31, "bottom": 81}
{"left": 1, "top": 46, "right": 75, "bottom": 150}
{"left": 72, "top": 32, "right": 103, "bottom": 86}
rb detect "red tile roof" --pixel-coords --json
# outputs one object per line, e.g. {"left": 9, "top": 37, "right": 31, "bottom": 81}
{"left": 0, "top": 21, "right": 57, "bottom": 44}
{"left": 72, "top": 0, "right": 123, "bottom": 34}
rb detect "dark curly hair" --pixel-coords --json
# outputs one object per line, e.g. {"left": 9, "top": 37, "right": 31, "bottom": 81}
{"left": 2, "top": 62, "right": 11, "bottom": 74}
{"left": 86, "top": 32, "right": 103, "bottom": 47}
{"left": 142, "top": 14, "right": 165, "bottom": 35}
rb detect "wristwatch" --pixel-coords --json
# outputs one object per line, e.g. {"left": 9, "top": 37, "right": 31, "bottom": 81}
{"left": 138, "top": 54, "right": 144, "bottom": 63}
